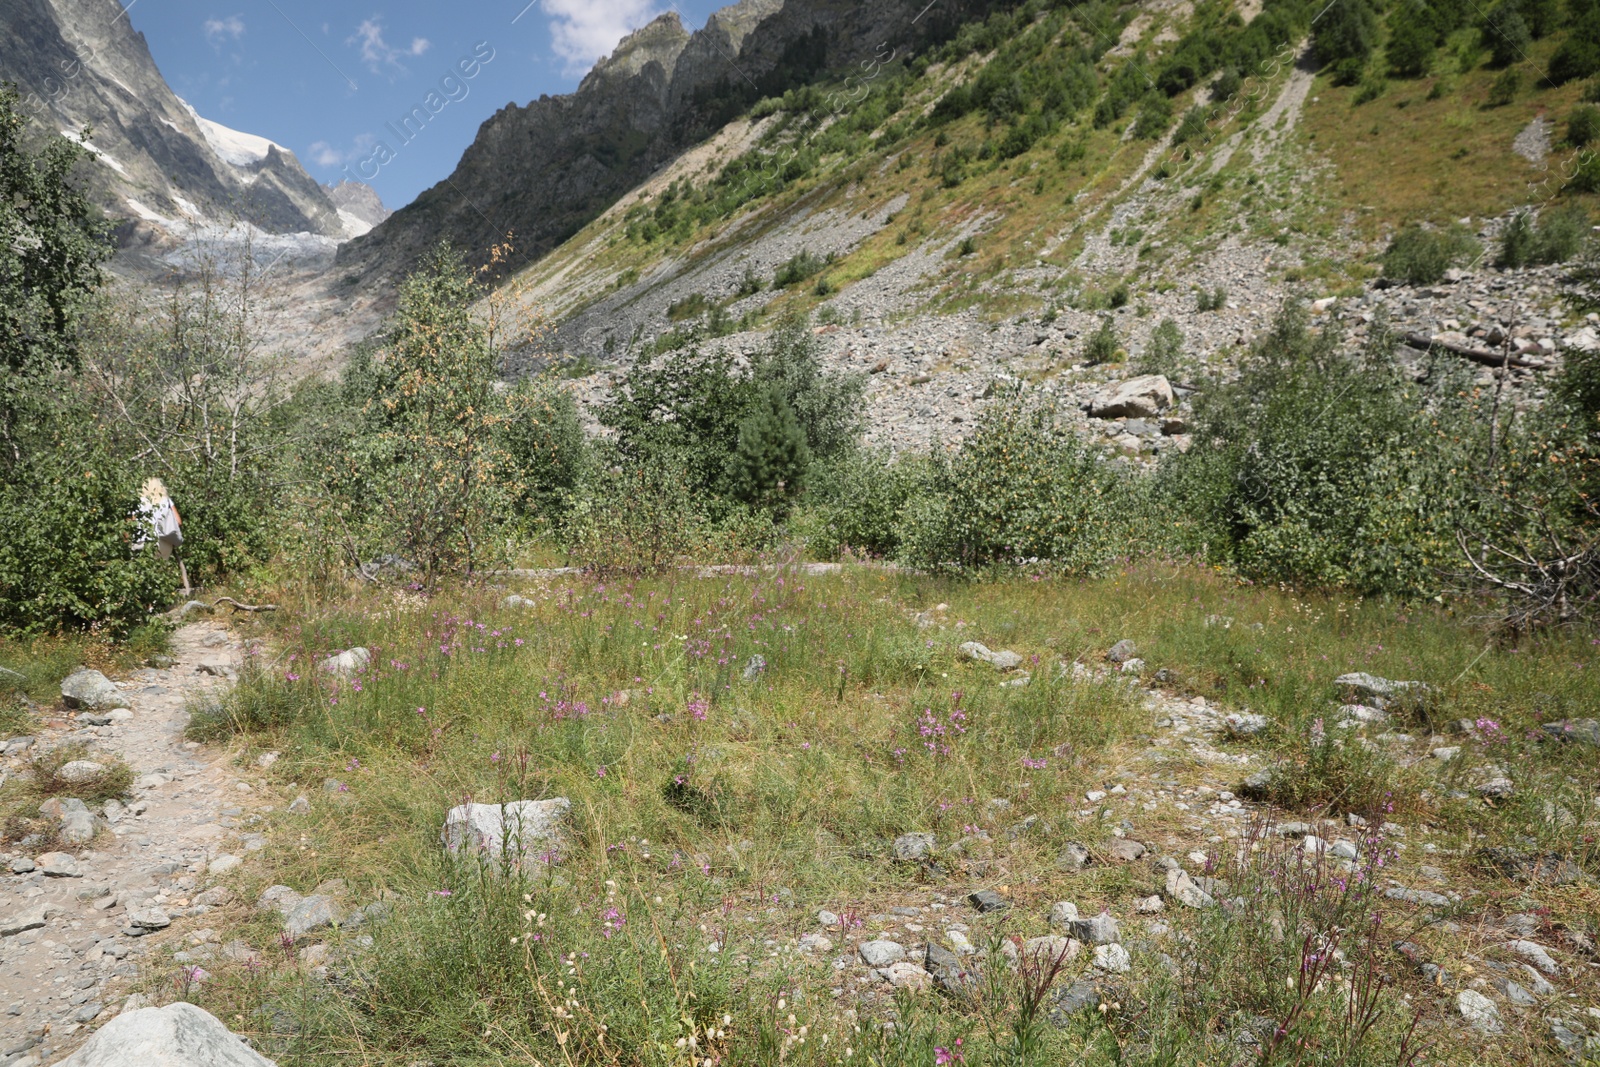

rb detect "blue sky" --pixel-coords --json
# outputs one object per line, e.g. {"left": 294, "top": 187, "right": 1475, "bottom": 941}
{"left": 122, "top": 0, "right": 726, "bottom": 209}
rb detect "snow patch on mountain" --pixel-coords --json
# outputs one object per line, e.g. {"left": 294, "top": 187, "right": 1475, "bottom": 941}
{"left": 180, "top": 99, "right": 283, "bottom": 167}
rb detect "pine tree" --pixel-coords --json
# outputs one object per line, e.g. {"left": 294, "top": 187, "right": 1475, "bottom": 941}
{"left": 727, "top": 386, "right": 811, "bottom": 515}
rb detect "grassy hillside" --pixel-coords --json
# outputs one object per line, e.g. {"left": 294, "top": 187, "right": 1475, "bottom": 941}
{"left": 133, "top": 564, "right": 1600, "bottom": 1064}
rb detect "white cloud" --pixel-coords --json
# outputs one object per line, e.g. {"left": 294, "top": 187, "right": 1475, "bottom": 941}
{"left": 203, "top": 14, "right": 245, "bottom": 47}
{"left": 348, "top": 17, "right": 430, "bottom": 72}
{"left": 542, "top": 0, "right": 662, "bottom": 76}
{"left": 307, "top": 133, "right": 376, "bottom": 169}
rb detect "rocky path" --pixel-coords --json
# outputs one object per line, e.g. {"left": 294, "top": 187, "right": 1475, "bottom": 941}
{"left": 0, "top": 620, "right": 262, "bottom": 1066}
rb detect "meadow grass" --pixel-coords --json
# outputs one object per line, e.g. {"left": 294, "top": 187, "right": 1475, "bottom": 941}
{"left": 161, "top": 563, "right": 1598, "bottom": 1065}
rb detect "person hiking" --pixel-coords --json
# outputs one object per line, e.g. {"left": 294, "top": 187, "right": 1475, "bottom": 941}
{"left": 134, "top": 477, "right": 190, "bottom": 595}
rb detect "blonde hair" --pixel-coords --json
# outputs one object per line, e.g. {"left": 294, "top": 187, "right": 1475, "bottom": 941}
{"left": 140, "top": 477, "right": 170, "bottom": 505}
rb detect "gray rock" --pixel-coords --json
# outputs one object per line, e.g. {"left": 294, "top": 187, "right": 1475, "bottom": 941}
{"left": 1107, "top": 838, "right": 1146, "bottom": 863}
{"left": 858, "top": 939, "right": 906, "bottom": 967}
{"left": 55, "top": 1001, "right": 277, "bottom": 1066}
{"left": 1456, "top": 989, "right": 1501, "bottom": 1034}
{"left": 1069, "top": 912, "right": 1120, "bottom": 945}
{"left": 1332, "top": 672, "right": 1430, "bottom": 708}
{"left": 1542, "top": 718, "right": 1600, "bottom": 748}
{"left": 39, "top": 797, "right": 98, "bottom": 845}
{"left": 499, "top": 595, "right": 537, "bottom": 610}
{"left": 1519, "top": 964, "right": 1555, "bottom": 996}
{"left": 958, "top": 642, "right": 1023, "bottom": 671}
{"left": 1506, "top": 939, "right": 1559, "bottom": 975}
{"left": 1238, "top": 768, "right": 1276, "bottom": 800}
{"left": 128, "top": 907, "right": 171, "bottom": 930}
{"left": 37, "top": 852, "right": 81, "bottom": 877}
{"left": 1089, "top": 375, "right": 1174, "bottom": 418}
{"left": 1494, "top": 979, "right": 1537, "bottom": 1007}
{"left": 319, "top": 648, "right": 370, "bottom": 676}
{"left": 1023, "top": 935, "right": 1078, "bottom": 967}
{"left": 10, "top": 857, "right": 35, "bottom": 874}
{"left": 1384, "top": 887, "right": 1451, "bottom": 908}
{"left": 797, "top": 932, "right": 833, "bottom": 954}
{"left": 1164, "top": 868, "right": 1214, "bottom": 908}
{"left": 282, "top": 896, "right": 343, "bottom": 940}
{"left": 968, "top": 889, "right": 1009, "bottom": 913}
{"left": 1051, "top": 979, "right": 1101, "bottom": 1017}
{"left": 1, "top": 904, "right": 59, "bottom": 936}
{"left": 57, "top": 760, "right": 107, "bottom": 783}
{"left": 1048, "top": 901, "right": 1079, "bottom": 928}
{"left": 1224, "top": 712, "right": 1270, "bottom": 737}
{"left": 923, "top": 942, "right": 975, "bottom": 994}
{"left": 1476, "top": 777, "right": 1515, "bottom": 799}
{"left": 742, "top": 654, "right": 767, "bottom": 681}
{"left": 286, "top": 795, "right": 310, "bottom": 815}
{"left": 875, "top": 960, "right": 932, "bottom": 990}
{"left": 1106, "top": 639, "right": 1137, "bottom": 665}
{"left": 1092, "top": 943, "right": 1131, "bottom": 973}
{"left": 440, "top": 799, "right": 571, "bottom": 867}
{"left": 1057, "top": 842, "right": 1092, "bottom": 870}
{"left": 61, "top": 670, "right": 129, "bottom": 710}
{"left": 892, "top": 832, "right": 935, "bottom": 862}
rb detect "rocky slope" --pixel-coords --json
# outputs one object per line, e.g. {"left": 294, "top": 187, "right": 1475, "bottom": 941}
{"left": 0, "top": 0, "right": 374, "bottom": 261}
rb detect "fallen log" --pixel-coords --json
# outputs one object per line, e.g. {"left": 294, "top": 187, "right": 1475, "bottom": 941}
{"left": 211, "top": 597, "right": 278, "bottom": 613}
{"left": 1402, "top": 333, "right": 1539, "bottom": 369}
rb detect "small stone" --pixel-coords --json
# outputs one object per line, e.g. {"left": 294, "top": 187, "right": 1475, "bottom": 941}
{"left": 1106, "top": 639, "right": 1137, "bottom": 664}
{"left": 1069, "top": 912, "right": 1120, "bottom": 945}
{"left": 208, "top": 855, "right": 242, "bottom": 876}
{"left": 1049, "top": 901, "right": 1079, "bottom": 928}
{"left": 1224, "top": 713, "right": 1270, "bottom": 737}
{"left": 797, "top": 933, "right": 833, "bottom": 954}
{"left": 37, "top": 852, "right": 81, "bottom": 877}
{"left": 287, "top": 796, "right": 310, "bottom": 815}
{"left": 958, "top": 642, "right": 1023, "bottom": 671}
{"left": 816, "top": 909, "right": 839, "bottom": 927}
{"left": 319, "top": 648, "right": 370, "bottom": 676}
{"left": 742, "top": 655, "right": 766, "bottom": 681}
{"left": 892, "top": 833, "right": 935, "bottom": 862}
{"left": 1506, "top": 939, "right": 1559, "bottom": 976}
{"left": 282, "top": 896, "right": 343, "bottom": 940}
{"left": 1135, "top": 895, "right": 1164, "bottom": 914}
{"left": 858, "top": 939, "right": 906, "bottom": 967}
{"left": 127, "top": 907, "right": 171, "bottom": 930}
{"left": 1383, "top": 887, "right": 1451, "bottom": 908}
{"left": 1023, "top": 935, "right": 1078, "bottom": 967}
{"left": 876, "top": 960, "right": 932, "bottom": 990}
{"left": 1107, "top": 838, "right": 1146, "bottom": 862}
{"left": 2, "top": 904, "right": 59, "bottom": 936}
{"left": 1056, "top": 842, "right": 1092, "bottom": 870}
{"left": 1495, "top": 980, "right": 1537, "bottom": 1007}
{"left": 1476, "top": 777, "right": 1515, "bottom": 799}
{"left": 10, "top": 857, "right": 35, "bottom": 874}
{"left": 499, "top": 595, "right": 536, "bottom": 610}
{"left": 1164, "top": 868, "right": 1214, "bottom": 908}
{"left": 1093, "top": 943, "right": 1132, "bottom": 973}
{"left": 1085, "top": 790, "right": 1107, "bottom": 803}
{"left": 968, "top": 889, "right": 1008, "bottom": 913}
{"left": 1519, "top": 965, "right": 1555, "bottom": 996}
{"left": 1541, "top": 718, "right": 1600, "bottom": 748}
{"left": 947, "top": 930, "right": 977, "bottom": 955}
{"left": 1456, "top": 989, "right": 1502, "bottom": 1033}
{"left": 39, "top": 797, "right": 98, "bottom": 845}
{"left": 1432, "top": 746, "right": 1460, "bottom": 760}
{"left": 1052, "top": 979, "right": 1100, "bottom": 1016}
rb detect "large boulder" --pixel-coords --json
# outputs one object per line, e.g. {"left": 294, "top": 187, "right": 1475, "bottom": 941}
{"left": 441, "top": 799, "right": 571, "bottom": 867}
{"left": 61, "top": 670, "right": 129, "bottom": 710}
{"left": 1089, "top": 375, "right": 1175, "bottom": 419}
{"left": 56, "top": 1002, "right": 277, "bottom": 1065}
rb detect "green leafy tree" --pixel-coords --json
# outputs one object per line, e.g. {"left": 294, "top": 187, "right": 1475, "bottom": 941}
{"left": 0, "top": 88, "right": 165, "bottom": 632}
{"left": 727, "top": 387, "right": 811, "bottom": 515}
{"left": 1480, "top": 3, "right": 1531, "bottom": 67}
{"left": 1315, "top": 0, "right": 1379, "bottom": 77}
{"left": 1385, "top": 9, "right": 1437, "bottom": 77}
{"left": 335, "top": 243, "right": 512, "bottom": 581}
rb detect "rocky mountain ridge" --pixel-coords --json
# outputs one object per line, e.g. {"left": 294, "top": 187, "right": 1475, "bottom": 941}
{"left": 0, "top": 0, "right": 381, "bottom": 265}
{"left": 335, "top": 0, "right": 1000, "bottom": 284}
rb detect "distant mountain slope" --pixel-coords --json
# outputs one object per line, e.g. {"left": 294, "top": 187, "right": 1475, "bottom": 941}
{"left": 335, "top": 0, "right": 1011, "bottom": 284}
{"left": 0, "top": 0, "right": 368, "bottom": 248}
